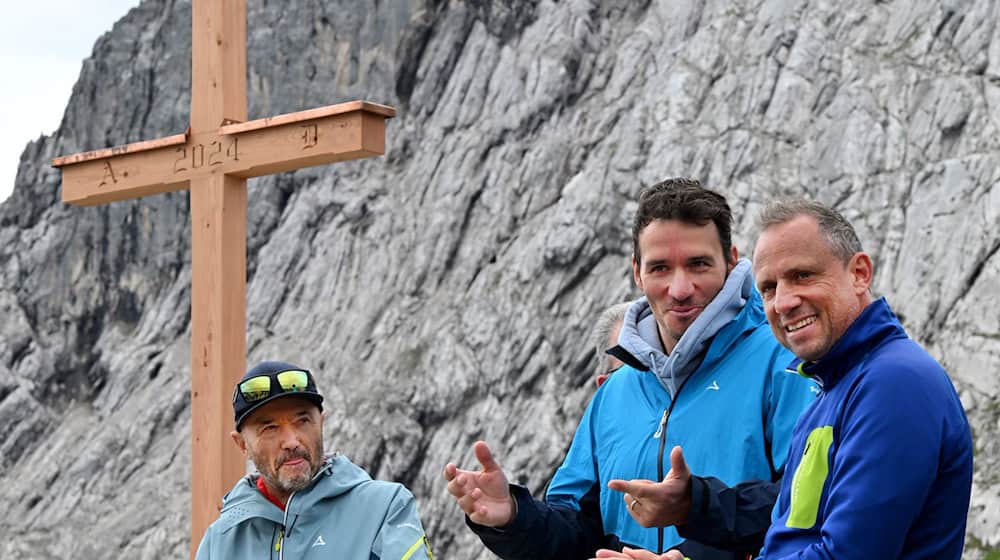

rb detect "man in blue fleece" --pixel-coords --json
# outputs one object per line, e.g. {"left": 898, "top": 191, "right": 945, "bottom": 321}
{"left": 444, "top": 179, "right": 818, "bottom": 559}
{"left": 598, "top": 199, "right": 973, "bottom": 560}
{"left": 196, "top": 360, "right": 433, "bottom": 559}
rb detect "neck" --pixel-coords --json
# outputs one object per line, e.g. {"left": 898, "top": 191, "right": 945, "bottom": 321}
{"left": 656, "top": 322, "right": 678, "bottom": 354}
{"left": 258, "top": 476, "right": 291, "bottom": 508}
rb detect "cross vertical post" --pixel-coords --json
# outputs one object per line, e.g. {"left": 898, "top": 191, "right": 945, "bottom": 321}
{"left": 188, "top": 2, "right": 248, "bottom": 552}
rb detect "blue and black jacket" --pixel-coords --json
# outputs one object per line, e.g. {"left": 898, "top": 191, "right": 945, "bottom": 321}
{"left": 757, "top": 298, "right": 973, "bottom": 559}
{"left": 469, "top": 260, "right": 817, "bottom": 559}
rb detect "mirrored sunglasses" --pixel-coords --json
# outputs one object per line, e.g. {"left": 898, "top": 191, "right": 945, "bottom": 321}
{"left": 238, "top": 369, "right": 311, "bottom": 402}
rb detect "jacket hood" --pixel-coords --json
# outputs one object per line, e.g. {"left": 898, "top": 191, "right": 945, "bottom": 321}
{"left": 216, "top": 453, "right": 372, "bottom": 531}
{"left": 616, "top": 258, "right": 757, "bottom": 397}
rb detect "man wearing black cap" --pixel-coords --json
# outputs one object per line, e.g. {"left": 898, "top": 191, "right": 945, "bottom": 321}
{"left": 195, "top": 360, "right": 434, "bottom": 559}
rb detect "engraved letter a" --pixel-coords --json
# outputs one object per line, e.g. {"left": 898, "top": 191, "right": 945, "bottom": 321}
{"left": 99, "top": 161, "right": 118, "bottom": 187}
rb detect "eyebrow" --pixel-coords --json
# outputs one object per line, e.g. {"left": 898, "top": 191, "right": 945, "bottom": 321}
{"left": 687, "top": 255, "right": 715, "bottom": 263}
{"left": 259, "top": 410, "right": 312, "bottom": 424}
{"left": 253, "top": 417, "right": 274, "bottom": 428}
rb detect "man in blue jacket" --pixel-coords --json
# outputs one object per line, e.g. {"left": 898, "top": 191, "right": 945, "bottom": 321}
{"left": 196, "top": 360, "right": 433, "bottom": 559}
{"left": 599, "top": 199, "right": 973, "bottom": 560}
{"left": 444, "top": 179, "right": 818, "bottom": 559}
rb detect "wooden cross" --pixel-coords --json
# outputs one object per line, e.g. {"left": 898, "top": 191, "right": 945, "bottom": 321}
{"left": 51, "top": 2, "right": 394, "bottom": 556}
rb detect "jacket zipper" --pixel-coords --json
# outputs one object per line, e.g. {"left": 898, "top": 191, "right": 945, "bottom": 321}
{"left": 273, "top": 460, "right": 332, "bottom": 559}
{"left": 652, "top": 372, "right": 694, "bottom": 554}
{"left": 652, "top": 409, "right": 669, "bottom": 440}
{"left": 278, "top": 491, "right": 296, "bottom": 560}
{"left": 655, "top": 407, "right": 669, "bottom": 554}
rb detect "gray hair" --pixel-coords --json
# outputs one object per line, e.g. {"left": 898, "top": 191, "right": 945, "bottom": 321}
{"left": 756, "top": 199, "right": 863, "bottom": 263}
{"left": 591, "top": 302, "right": 631, "bottom": 373}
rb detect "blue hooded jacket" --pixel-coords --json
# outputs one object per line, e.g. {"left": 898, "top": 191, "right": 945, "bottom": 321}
{"left": 468, "top": 260, "right": 817, "bottom": 559}
{"left": 759, "top": 298, "right": 973, "bottom": 559}
{"left": 196, "top": 454, "right": 433, "bottom": 560}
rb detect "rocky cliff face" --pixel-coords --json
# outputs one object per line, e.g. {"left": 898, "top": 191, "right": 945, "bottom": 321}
{"left": 1, "top": 0, "right": 998, "bottom": 557}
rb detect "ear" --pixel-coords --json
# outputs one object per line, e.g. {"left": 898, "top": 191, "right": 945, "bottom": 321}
{"left": 727, "top": 245, "right": 739, "bottom": 272}
{"left": 632, "top": 253, "right": 643, "bottom": 291}
{"left": 848, "top": 252, "right": 874, "bottom": 294}
{"left": 231, "top": 430, "right": 247, "bottom": 454}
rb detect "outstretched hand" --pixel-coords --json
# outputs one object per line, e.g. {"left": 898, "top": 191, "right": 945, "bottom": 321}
{"left": 607, "top": 445, "right": 693, "bottom": 528}
{"left": 591, "top": 546, "right": 685, "bottom": 560}
{"left": 443, "top": 441, "right": 515, "bottom": 527}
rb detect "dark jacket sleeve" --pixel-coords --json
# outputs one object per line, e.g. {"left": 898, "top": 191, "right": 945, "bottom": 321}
{"left": 466, "top": 482, "right": 614, "bottom": 560}
{"left": 677, "top": 476, "right": 779, "bottom": 553}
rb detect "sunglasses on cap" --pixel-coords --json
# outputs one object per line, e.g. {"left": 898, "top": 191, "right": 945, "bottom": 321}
{"left": 233, "top": 362, "right": 324, "bottom": 430}
{"left": 235, "top": 369, "right": 314, "bottom": 403}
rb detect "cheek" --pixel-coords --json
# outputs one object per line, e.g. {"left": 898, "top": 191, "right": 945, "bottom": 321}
{"left": 768, "top": 319, "right": 784, "bottom": 341}
{"left": 763, "top": 306, "right": 779, "bottom": 327}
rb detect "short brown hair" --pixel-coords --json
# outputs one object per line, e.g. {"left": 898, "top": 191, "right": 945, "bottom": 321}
{"left": 632, "top": 178, "right": 733, "bottom": 264}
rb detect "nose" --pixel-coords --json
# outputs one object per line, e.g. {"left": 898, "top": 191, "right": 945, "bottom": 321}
{"left": 276, "top": 424, "right": 304, "bottom": 450}
{"left": 772, "top": 282, "right": 800, "bottom": 315}
{"left": 669, "top": 270, "right": 695, "bottom": 301}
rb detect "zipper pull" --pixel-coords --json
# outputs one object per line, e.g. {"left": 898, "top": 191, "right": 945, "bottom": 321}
{"left": 275, "top": 529, "right": 283, "bottom": 552}
{"left": 652, "top": 409, "right": 669, "bottom": 439}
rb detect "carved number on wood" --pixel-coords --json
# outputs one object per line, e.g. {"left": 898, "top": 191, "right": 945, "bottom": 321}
{"left": 226, "top": 137, "right": 240, "bottom": 161}
{"left": 208, "top": 141, "right": 223, "bottom": 166}
{"left": 301, "top": 124, "right": 318, "bottom": 150}
{"left": 173, "top": 138, "right": 240, "bottom": 174}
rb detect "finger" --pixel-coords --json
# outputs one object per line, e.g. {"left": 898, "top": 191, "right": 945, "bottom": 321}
{"left": 475, "top": 502, "right": 496, "bottom": 521}
{"left": 621, "top": 547, "right": 665, "bottom": 560}
{"left": 456, "top": 494, "right": 479, "bottom": 516}
{"left": 621, "top": 492, "right": 640, "bottom": 510}
{"left": 473, "top": 440, "right": 502, "bottom": 472}
{"left": 607, "top": 478, "right": 640, "bottom": 494}
{"left": 609, "top": 478, "right": 654, "bottom": 497}
{"left": 446, "top": 477, "right": 467, "bottom": 499}
{"left": 668, "top": 445, "right": 690, "bottom": 480}
{"left": 443, "top": 463, "right": 457, "bottom": 481}
{"left": 622, "top": 494, "right": 647, "bottom": 525}
{"left": 664, "top": 551, "right": 685, "bottom": 560}
{"left": 594, "top": 550, "right": 628, "bottom": 558}
{"left": 446, "top": 472, "right": 473, "bottom": 498}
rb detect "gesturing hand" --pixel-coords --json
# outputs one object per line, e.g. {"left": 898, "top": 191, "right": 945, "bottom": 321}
{"left": 443, "top": 441, "right": 516, "bottom": 527}
{"left": 607, "top": 445, "right": 693, "bottom": 528}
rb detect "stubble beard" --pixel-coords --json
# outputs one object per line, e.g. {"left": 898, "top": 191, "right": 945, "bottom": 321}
{"left": 252, "top": 441, "right": 325, "bottom": 496}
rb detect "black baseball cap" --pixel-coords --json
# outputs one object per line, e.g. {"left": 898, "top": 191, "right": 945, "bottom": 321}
{"left": 233, "top": 360, "right": 324, "bottom": 431}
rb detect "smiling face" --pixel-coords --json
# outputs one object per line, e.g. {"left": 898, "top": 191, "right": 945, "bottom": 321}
{"left": 753, "top": 214, "right": 873, "bottom": 362}
{"left": 633, "top": 219, "right": 737, "bottom": 353}
{"left": 231, "top": 396, "right": 325, "bottom": 505}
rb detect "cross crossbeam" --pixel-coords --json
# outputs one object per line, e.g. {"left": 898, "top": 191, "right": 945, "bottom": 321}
{"left": 55, "top": 101, "right": 394, "bottom": 205}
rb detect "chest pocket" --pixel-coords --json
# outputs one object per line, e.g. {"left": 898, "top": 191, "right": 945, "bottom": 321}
{"left": 786, "top": 425, "right": 834, "bottom": 529}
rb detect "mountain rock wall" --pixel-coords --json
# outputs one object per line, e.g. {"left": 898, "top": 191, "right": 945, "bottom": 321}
{"left": 1, "top": 0, "right": 998, "bottom": 557}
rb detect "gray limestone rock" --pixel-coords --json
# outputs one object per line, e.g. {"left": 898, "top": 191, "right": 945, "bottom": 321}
{"left": 0, "top": 0, "right": 998, "bottom": 557}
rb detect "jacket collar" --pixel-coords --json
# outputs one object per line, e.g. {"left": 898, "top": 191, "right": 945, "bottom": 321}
{"left": 615, "top": 259, "right": 761, "bottom": 397}
{"left": 215, "top": 454, "right": 371, "bottom": 533}
{"left": 786, "top": 297, "right": 906, "bottom": 389}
